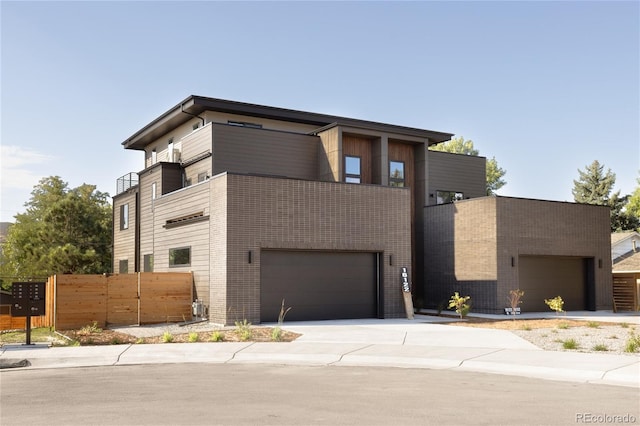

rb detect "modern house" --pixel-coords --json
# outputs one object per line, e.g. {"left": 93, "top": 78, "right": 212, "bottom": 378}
{"left": 112, "top": 95, "right": 612, "bottom": 324}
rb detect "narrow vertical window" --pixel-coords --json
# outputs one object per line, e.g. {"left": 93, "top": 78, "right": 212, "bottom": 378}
{"left": 389, "top": 161, "right": 405, "bottom": 187}
{"left": 144, "top": 254, "right": 154, "bottom": 272}
{"left": 152, "top": 182, "right": 157, "bottom": 200}
{"left": 120, "top": 203, "right": 129, "bottom": 230}
{"left": 151, "top": 149, "right": 157, "bottom": 164}
{"left": 344, "top": 156, "right": 361, "bottom": 183}
{"left": 119, "top": 259, "right": 129, "bottom": 273}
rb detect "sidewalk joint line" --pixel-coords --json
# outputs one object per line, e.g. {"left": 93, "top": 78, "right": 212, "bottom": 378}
{"left": 226, "top": 342, "right": 255, "bottom": 363}
{"left": 114, "top": 344, "right": 133, "bottom": 365}
{"left": 330, "top": 344, "right": 373, "bottom": 365}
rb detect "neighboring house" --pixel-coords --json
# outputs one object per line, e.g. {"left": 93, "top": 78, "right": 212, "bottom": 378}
{"left": 612, "top": 231, "right": 640, "bottom": 271}
{"left": 112, "top": 95, "right": 612, "bottom": 324}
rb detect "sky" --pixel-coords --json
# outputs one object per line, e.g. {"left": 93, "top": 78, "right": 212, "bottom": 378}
{"left": 1, "top": 1, "right": 638, "bottom": 223}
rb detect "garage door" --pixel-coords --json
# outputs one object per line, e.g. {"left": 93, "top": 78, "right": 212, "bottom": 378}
{"left": 260, "top": 251, "right": 378, "bottom": 322}
{"left": 518, "top": 256, "right": 586, "bottom": 312}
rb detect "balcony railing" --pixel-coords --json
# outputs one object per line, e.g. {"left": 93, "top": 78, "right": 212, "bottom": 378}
{"left": 116, "top": 172, "right": 139, "bottom": 195}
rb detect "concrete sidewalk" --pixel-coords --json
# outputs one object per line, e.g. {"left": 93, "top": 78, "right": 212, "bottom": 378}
{"left": 1, "top": 313, "right": 639, "bottom": 388}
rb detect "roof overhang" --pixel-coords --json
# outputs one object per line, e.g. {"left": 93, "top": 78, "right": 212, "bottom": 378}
{"left": 122, "top": 95, "right": 454, "bottom": 150}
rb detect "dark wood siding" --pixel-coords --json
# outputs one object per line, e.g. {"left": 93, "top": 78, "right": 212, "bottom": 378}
{"left": 343, "top": 135, "right": 373, "bottom": 184}
{"left": 260, "top": 251, "right": 378, "bottom": 321}
{"left": 428, "top": 151, "right": 486, "bottom": 204}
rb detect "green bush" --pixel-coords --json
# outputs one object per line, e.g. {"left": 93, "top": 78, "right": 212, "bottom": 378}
{"left": 209, "top": 330, "right": 224, "bottom": 342}
{"left": 448, "top": 292, "right": 471, "bottom": 319}
{"left": 562, "top": 338, "right": 579, "bottom": 350}
{"left": 235, "top": 319, "right": 252, "bottom": 341}
{"left": 624, "top": 330, "right": 640, "bottom": 353}
{"left": 544, "top": 296, "right": 564, "bottom": 315}
{"left": 188, "top": 332, "right": 199, "bottom": 343}
{"left": 162, "top": 331, "right": 174, "bottom": 343}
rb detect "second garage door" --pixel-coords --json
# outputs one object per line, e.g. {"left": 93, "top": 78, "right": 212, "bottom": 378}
{"left": 260, "top": 251, "right": 378, "bottom": 322}
{"left": 518, "top": 256, "right": 586, "bottom": 312}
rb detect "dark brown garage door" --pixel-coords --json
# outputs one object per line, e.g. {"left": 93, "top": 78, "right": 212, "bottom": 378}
{"left": 518, "top": 256, "right": 586, "bottom": 312}
{"left": 260, "top": 251, "right": 378, "bottom": 322}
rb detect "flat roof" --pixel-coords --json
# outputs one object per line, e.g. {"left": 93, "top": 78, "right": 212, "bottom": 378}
{"left": 122, "top": 95, "right": 454, "bottom": 150}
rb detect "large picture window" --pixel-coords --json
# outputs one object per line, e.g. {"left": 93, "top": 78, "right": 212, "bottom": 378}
{"left": 389, "top": 161, "right": 405, "bottom": 187}
{"left": 169, "top": 247, "right": 191, "bottom": 267}
{"left": 344, "top": 156, "right": 361, "bottom": 183}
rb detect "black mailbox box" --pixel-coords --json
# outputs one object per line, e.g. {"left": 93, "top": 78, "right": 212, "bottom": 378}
{"left": 11, "top": 282, "right": 46, "bottom": 317}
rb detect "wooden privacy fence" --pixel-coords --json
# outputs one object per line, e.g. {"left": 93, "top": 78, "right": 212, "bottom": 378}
{"left": 612, "top": 273, "right": 640, "bottom": 312}
{"left": 0, "top": 272, "right": 193, "bottom": 331}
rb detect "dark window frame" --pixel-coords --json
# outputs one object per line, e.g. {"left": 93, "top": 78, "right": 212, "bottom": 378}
{"left": 389, "top": 160, "right": 405, "bottom": 187}
{"left": 120, "top": 203, "right": 129, "bottom": 230}
{"left": 169, "top": 246, "right": 191, "bottom": 267}
{"left": 344, "top": 155, "right": 362, "bottom": 184}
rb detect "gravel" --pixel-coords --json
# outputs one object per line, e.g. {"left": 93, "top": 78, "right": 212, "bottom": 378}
{"left": 511, "top": 324, "right": 640, "bottom": 356}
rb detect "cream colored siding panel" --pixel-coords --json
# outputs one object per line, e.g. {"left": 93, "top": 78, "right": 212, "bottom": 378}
{"left": 112, "top": 191, "right": 137, "bottom": 273}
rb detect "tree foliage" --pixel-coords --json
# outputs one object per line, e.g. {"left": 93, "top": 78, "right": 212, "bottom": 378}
{"left": 0, "top": 176, "right": 112, "bottom": 288}
{"left": 572, "top": 161, "right": 639, "bottom": 232}
{"left": 627, "top": 173, "right": 640, "bottom": 220}
{"left": 429, "top": 136, "right": 506, "bottom": 195}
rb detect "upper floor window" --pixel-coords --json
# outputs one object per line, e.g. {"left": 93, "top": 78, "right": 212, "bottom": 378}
{"left": 169, "top": 247, "right": 191, "bottom": 267}
{"left": 151, "top": 149, "right": 157, "bottom": 164}
{"left": 345, "top": 156, "right": 361, "bottom": 184}
{"left": 228, "top": 120, "right": 262, "bottom": 129}
{"left": 168, "top": 138, "right": 174, "bottom": 162}
{"left": 152, "top": 182, "right": 157, "bottom": 200}
{"left": 389, "top": 161, "right": 405, "bottom": 187}
{"left": 436, "top": 191, "right": 464, "bottom": 205}
{"left": 120, "top": 204, "right": 129, "bottom": 230}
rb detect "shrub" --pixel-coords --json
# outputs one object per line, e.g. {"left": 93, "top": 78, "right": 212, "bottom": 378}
{"left": 624, "top": 330, "right": 640, "bottom": 353}
{"left": 209, "top": 330, "right": 224, "bottom": 342}
{"left": 271, "top": 327, "right": 283, "bottom": 342}
{"left": 557, "top": 322, "right": 569, "bottom": 330}
{"left": 562, "top": 338, "right": 579, "bottom": 350}
{"left": 587, "top": 321, "right": 600, "bottom": 329}
{"left": 592, "top": 344, "right": 608, "bottom": 352}
{"left": 188, "top": 332, "right": 199, "bottom": 343}
{"left": 448, "top": 292, "right": 471, "bottom": 319}
{"left": 162, "top": 331, "right": 174, "bottom": 343}
{"left": 235, "top": 319, "right": 252, "bottom": 341}
{"left": 507, "top": 289, "right": 524, "bottom": 319}
{"left": 78, "top": 321, "right": 102, "bottom": 336}
{"left": 544, "top": 296, "right": 564, "bottom": 315}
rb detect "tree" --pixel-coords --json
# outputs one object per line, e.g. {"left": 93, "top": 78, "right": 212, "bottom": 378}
{"left": 429, "top": 136, "right": 507, "bottom": 195}
{"left": 626, "top": 173, "right": 640, "bottom": 221}
{"left": 0, "top": 176, "right": 112, "bottom": 288}
{"left": 572, "top": 161, "right": 639, "bottom": 232}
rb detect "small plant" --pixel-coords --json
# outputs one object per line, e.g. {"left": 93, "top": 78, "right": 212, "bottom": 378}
{"left": 592, "top": 344, "right": 608, "bottom": 352}
{"left": 562, "top": 338, "right": 579, "bottom": 350}
{"left": 271, "top": 327, "right": 283, "bottom": 342}
{"left": 235, "top": 319, "right": 253, "bottom": 341}
{"left": 620, "top": 322, "right": 629, "bottom": 328}
{"left": 270, "top": 299, "right": 292, "bottom": 342}
{"left": 135, "top": 338, "right": 145, "bottom": 344}
{"left": 544, "top": 296, "right": 564, "bottom": 315}
{"left": 557, "top": 322, "right": 570, "bottom": 330}
{"left": 110, "top": 337, "right": 121, "bottom": 345}
{"left": 188, "top": 332, "right": 199, "bottom": 343}
{"left": 507, "top": 289, "right": 524, "bottom": 319}
{"left": 624, "top": 330, "right": 640, "bottom": 353}
{"left": 209, "top": 330, "right": 224, "bottom": 342}
{"left": 78, "top": 321, "right": 102, "bottom": 336}
{"left": 448, "top": 292, "right": 471, "bottom": 319}
{"left": 162, "top": 331, "right": 174, "bottom": 343}
{"left": 587, "top": 321, "right": 600, "bottom": 329}
{"left": 520, "top": 324, "right": 532, "bottom": 331}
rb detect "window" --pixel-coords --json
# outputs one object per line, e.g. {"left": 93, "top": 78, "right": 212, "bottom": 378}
{"left": 228, "top": 120, "right": 262, "bottom": 129}
{"left": 119, "top": 259, "right": 129, "bottom": 273}
{"left": 151, "top": 149, "right": 157, "bottom": 164}
{"left": 436, "top": 191, "right": 464, "bottom": 205}
{"left": 192, "top": 123, "right": 200, "bottom": 131}
{"left": 151, "top": 182, "right": 157, "bottom": 200}
{"left": 144, "top": 254, "right": 154, "bottom": 272}
{"left": 344, "top": 156, "right": 361, "bottom": 183}
{"left": 169, "top": 247, "right": 191, "bottom": 267}
{"left": 120, "top": 204, "right": 129, "bottom": 230}
{"left": 197, "top": 172, "right": 208, "bottom": 183}
{"left": 389, "top": 161, "right": 405, "bottom": 187}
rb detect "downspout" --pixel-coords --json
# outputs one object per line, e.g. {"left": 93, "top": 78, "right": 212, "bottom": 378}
{"left": 181, "top": 103, "right": 205, "bottom": 127}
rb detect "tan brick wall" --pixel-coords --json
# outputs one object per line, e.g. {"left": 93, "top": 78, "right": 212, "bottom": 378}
{"left": 424, "top": 197, "right": 612, "bottom": 313}
{"left": 216, "top": 173, "right": 412, "bottom": 324}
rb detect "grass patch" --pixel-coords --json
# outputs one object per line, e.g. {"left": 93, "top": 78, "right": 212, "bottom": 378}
{"left": 209, "top": 330, "right": 224, "bottom": 342}
{"left": 592, "top": 344, "right": 608, "bottom": 352}
{"left": 235, "top": 319, "right": 253, "bottom": 341}
{"left": 520, "top": 325, "right": 532, "bottom": 331}
{"left": 586, "top": 321, "right": 600, "bottom": 329}
{"left": 188, "top": 332, "right": 199, "bottom": 343}
{"left": 625, "top": 331, "right": 640, "bottom": 353}
{"left": 557, "top": 322, "right": 570, "bottom": 330}
{"left": 162, "top": 331, "right": 174, "bottom": 343}
{"left": 0, "top": 327, "right": 61, "bottom": 344}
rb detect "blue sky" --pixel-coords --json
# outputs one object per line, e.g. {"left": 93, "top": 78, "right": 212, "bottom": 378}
{"left": 1, "top": 1, "right": 638, "bottom": 222}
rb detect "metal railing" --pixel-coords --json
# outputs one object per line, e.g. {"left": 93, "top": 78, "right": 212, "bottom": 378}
{"left": 116, "top": 172, "right": 139, "bottom": 195}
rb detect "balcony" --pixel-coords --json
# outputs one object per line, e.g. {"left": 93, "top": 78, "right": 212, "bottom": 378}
{"left": 116, "top": 172, "right": 139, "bottom": 195}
